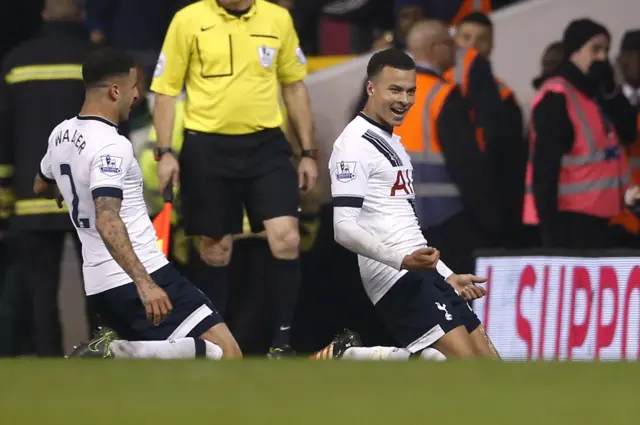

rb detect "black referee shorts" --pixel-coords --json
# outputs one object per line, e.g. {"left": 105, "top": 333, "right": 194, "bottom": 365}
{"left": 179, "top": 128, "right": 300, "bottom": 238}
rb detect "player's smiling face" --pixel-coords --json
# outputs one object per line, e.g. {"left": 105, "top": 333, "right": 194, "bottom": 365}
{"left": 370, "top": 66, "right": 417, "bottom": 127}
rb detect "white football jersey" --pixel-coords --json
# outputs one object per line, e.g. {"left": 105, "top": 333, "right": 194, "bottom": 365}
{"left": 329, "top": 113, "right": 452, "bottom": 303}
{"left": 40, "top": 115, "right": 168, "bottom": 295}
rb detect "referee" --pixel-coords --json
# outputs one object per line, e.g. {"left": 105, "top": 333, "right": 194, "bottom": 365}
{"left": 151, "top": 0, "right": 317, "bottom": 358}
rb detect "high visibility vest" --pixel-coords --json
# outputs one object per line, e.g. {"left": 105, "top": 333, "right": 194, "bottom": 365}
{"left": 522, "top": 77, "right": 629, "bottom": 224}
{"left": 496, "top": 78, "right": 514, "bottom": 102}
{"left": 443, "top": 47, "right": 485, "bottom": 151}
{"left": 610, "top": 112, "right": 640, "bottom": 233}
{"left": 450, "top": 0, "right": 493, "bottom": 25}
{"left": 394, "top": 72, "right": 464, "bottom": 228}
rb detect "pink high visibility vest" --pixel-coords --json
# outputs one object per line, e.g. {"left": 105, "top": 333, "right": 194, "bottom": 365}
{"left": 523, "top": 77, "right": 629, "bottom": 224}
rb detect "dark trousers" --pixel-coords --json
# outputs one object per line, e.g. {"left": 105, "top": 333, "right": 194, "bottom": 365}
{"left": 0, "top": 231, "right": 91, "bottom": 357}
{"left": 423, "top": 213, "right": 489, "bottom": 275}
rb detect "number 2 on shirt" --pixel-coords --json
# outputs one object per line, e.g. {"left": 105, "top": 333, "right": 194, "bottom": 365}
{"left": 59, "top": 164, "right": 90, "bottom": 228}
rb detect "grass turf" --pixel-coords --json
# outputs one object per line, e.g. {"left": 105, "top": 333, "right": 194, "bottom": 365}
{"left": 1, "top": 359, "right": 638, "bottom": 424}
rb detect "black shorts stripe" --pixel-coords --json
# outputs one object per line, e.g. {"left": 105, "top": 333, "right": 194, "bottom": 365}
{"left": 361, "top": 130, "right": 402, "bottom": 167}
{"left": 92, "top": 186, "right": 123, "bottom": 199}
{"left": 333, "top": 196, "right": 364, "bottom": 208}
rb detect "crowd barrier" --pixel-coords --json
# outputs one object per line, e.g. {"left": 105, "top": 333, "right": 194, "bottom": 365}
{"left": 474, "top": 250, "right": 640, "bottom": 361}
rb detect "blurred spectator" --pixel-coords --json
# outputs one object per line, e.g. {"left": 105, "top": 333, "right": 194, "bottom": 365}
{"left": 85, "top": 0, "right": 178, "bottom": 88}
{"left": 619, "top": 30, "right": 640, "bottom": 106}
{"left": 445, "top": 22, "right": 505, "bottom": 245}
{"left": 151, "top": 0, "right": 317, "bottom": 358}
{"left": 299, "top": 0, "right": 394, "bottom": 54}
{"left": 0, "top": 1, "right": 44, "bottom": 62}
{"left": 524, "top": 19, "right": 637, "bottom": 249}
{"left": 395, "top": 20, "right": 501, "bottom": 273}
{"left": 0, "top": 0, "right": 93, "bottom": 356}
{"left": 610, "top": 30, "right": 640, "bottom": 239}
{"left": 454, "top": 12, "right": 525, "bottom": 247}
{"left": 394, "top": 0, "right": 425, "bottom": 50}
{"left": 532, "top": 41, "right": 564, "bottom": 90}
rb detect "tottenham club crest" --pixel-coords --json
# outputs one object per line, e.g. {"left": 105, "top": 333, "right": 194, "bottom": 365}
{"left": 257, "top": 45, "right": 276, "bottom": 68}
{"left": 99, "top": 154, "right": 123, "bottom": 176}
{"left": 335, "top": 161, "right": 357, "bottom": 183}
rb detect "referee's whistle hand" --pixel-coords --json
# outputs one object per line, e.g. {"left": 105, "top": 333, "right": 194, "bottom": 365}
{"left": 298, "top": 157, "right": 318, "bottom": 194}
{"left": 158, "top": 154, "right": 180, "bottom": 193}
{"left": 401, "top": 247, "right": 440, "bottom": 271}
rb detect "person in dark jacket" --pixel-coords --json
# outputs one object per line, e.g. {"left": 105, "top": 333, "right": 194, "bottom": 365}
{"left": 529, "top": 19, "right": 637, "bottom": 249}
{"left": 396, "top": 20, "right": 501, "bottom": 273}
{"left": 454, "top": 11, "right": 525, "bottom": 247}
{"left": 0, "top": 0, "right": 95, "bottom": 356}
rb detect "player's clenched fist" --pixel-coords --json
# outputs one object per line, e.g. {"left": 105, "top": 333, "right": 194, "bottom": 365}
{"left": 401, "top": 247, "right": 440, "bottom": 271}
{"left": 137, "top": 282, "right": 173, "bottom": 326}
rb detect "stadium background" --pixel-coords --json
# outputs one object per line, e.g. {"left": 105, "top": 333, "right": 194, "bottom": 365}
{"left": 2, "top": 0, "right": 640, "bottom": 361}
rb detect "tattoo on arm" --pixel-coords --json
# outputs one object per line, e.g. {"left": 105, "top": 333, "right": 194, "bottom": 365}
{"left": 94, "top": 196, "right": 156, "bottom": 290}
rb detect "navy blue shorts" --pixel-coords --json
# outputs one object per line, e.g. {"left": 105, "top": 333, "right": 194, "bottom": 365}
{"left": 88, "top": 264, "right": 223, "bottom": 341}
{"left": 374, "top": 270, "right": 481, "bottom": 353}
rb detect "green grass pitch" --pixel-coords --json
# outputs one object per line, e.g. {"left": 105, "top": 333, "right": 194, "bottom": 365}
{"left": 1, "top": 359, "right": 638, "bottom": 424}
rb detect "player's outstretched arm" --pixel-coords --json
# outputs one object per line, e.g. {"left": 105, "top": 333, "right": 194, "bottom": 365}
{"left": 94, "top": 195, "right": 173, "bottom": 325}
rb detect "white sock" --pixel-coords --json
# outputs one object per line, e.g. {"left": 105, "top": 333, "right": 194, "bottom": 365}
{"left": 342, "top": 346, "right": 411, "bottom": 361}
{"left": 420, "top": 347, "right": 447, "bottom": 361}
{"left": 110, "top": 338, "right": 223, "bottom": 360}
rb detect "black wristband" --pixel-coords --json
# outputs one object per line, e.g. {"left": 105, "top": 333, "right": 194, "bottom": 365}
{"left": 153, "top": 147, "right": 174, "bottom": 161}
{"left": 301, "top": 149, "right": 319, "bottom": 160}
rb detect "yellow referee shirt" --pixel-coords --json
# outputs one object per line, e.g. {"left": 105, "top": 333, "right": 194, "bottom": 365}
{"left": 150, "top": 0, "right": 307, "bottom": 135}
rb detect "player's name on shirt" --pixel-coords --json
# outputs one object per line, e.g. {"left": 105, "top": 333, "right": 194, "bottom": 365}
{"left": 53, "top": 127, "right": 86, "bottom": 154}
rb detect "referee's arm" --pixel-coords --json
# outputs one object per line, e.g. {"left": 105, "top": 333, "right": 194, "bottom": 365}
{"left": 150, "top": 12, "right": 190, "bottom": 191}
{"left": 278, "top": 13, "right": 314, "bottom": 152}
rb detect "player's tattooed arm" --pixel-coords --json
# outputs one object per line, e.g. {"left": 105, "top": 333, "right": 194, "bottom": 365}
{"left": 93, "top": 196, "right": 157, "bottom": 289}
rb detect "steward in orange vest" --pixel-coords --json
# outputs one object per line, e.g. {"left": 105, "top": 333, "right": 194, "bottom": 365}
{"left": 610, "top": 113, "right": 640, "bottom": 235}
{"left": 395, "top": 63, "right": 500, "bottom": 272}
{"left": 453, "top": 11, "right": 526, "bottom": 246}
{"left": 421, "top": 0, "right": 492, "bottom": 26}
{"left": 450, "top": 0, "right": 492, "bottom": 25}
{"left": 524, "top": 19, "right": 637, "bottom": 248}
{"left": 609, "top": 30, "right": 640, "bottom": 240}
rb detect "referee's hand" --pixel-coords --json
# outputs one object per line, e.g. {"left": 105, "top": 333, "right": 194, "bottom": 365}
{"left": 298, "top": 157, "right": 318, "bottom": 195}
{"left": 158, "top": 154, "right": 180, "bottom": 194}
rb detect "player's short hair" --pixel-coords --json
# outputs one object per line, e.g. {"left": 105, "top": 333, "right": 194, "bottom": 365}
{"left": 366, "top": 48, "right": 415, "bottom": 80}
{"left": 82, "top": 48, "right": 136, "bottom": 88}
{"left": 459, "top": 12, "right": 493, "bottom": 30}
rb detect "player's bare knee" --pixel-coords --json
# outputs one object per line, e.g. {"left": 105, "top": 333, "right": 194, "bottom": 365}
{"left": 433, "top": 326, "right": 476, "bottom": 358}
{"left": 200, "top": 236, "right": 232, "bottom": 267}
{"left": 469, "top": 326, "right": 500, "bottom": 359}
{"left": 267, "top": 226, "right": 300, "bottom": 259}
{"left": 220, "top": 340, "right": 243, "bottom": 359}
{"left": 200, "top": 324, "right": 243, "bottom": 359}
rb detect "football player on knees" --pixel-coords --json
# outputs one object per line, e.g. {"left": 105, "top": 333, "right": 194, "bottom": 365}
{"left": 33, "top": 47, "right": 241, "bottom": 361}
{"left": 329, "top": 48, "right": 500, "bottom": 359}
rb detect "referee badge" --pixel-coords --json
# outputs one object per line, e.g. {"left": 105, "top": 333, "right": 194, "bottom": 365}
{"left": 295, "top": 46, "right": 307, "bottom": 65}
{"left": 257, "top": 45, "right": 276, "bottom": 68}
